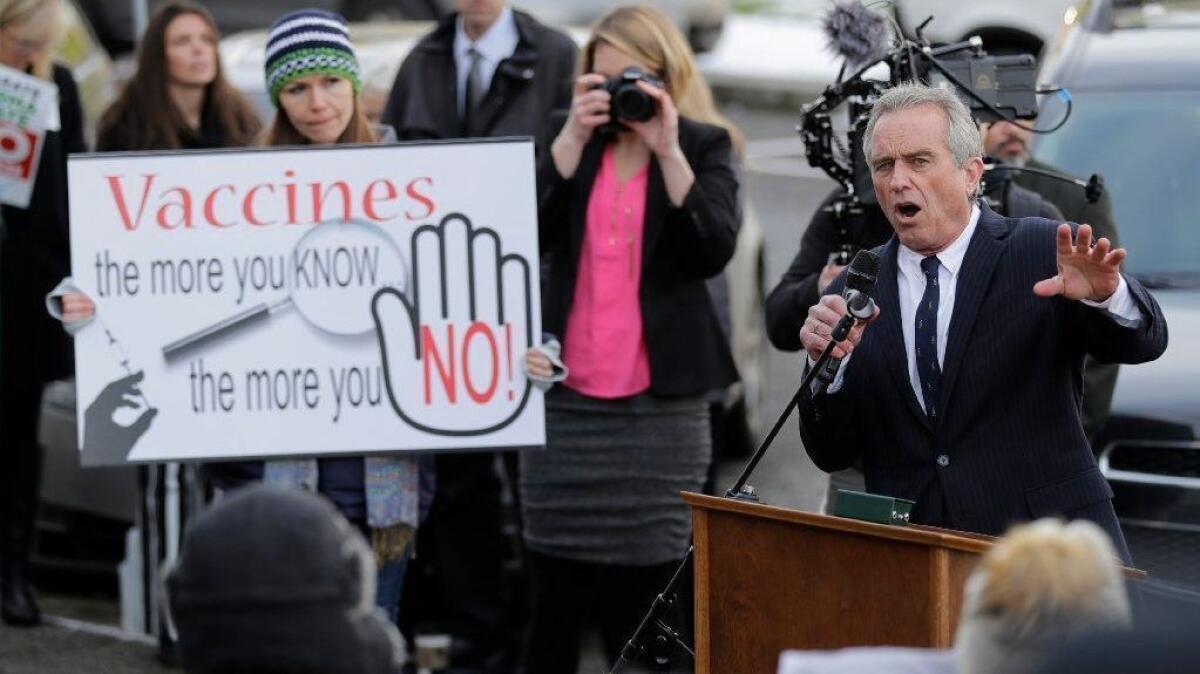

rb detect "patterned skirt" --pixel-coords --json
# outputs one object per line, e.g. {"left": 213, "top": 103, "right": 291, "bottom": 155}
{"left": 520, "top": 386, "right": 711, "bottom": 566}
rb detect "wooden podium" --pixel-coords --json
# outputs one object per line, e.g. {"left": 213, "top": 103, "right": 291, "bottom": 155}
{"left": 685, "top": 492, "right": 993, "bottom": 674}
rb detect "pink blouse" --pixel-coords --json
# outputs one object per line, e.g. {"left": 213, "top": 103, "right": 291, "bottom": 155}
{"left": 562, "top": 146, "right": 652, "bottom": 399}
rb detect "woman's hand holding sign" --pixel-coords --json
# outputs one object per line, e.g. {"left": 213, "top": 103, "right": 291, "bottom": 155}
{"left": 372, "top": 213, "right": 534, "bottom": 436}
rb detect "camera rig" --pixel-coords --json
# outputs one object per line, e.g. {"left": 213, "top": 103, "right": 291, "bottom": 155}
{"left": 800, "top": 20, "right": 1040, "bottom": 205}
{"left": 797, "top": 12, "right": 1101, "bottom": 263}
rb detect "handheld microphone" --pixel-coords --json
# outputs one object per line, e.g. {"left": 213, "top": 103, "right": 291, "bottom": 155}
{"left": 817, "top": 249, "right": 880, "bottom": 390}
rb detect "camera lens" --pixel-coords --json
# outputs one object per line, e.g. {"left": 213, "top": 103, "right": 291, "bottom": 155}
{"left": 614, "top": 85, "right": 655, "bottom": 122}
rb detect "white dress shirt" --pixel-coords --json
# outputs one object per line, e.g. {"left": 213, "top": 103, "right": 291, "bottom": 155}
{"left": 815, "top": 203, "right": 1143, "bottom": 401}
{"left": 894, "top": 205, "right": 980, "bottom": 411}
{"left": 453, "top": 6, "right": 520, "bottom": 118}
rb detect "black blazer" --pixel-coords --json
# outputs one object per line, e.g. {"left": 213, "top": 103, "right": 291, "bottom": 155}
{"left": 538, "top": 115, "right": 740, "bottom": 397}
{"left": 798, "top": 205, "right": 1168, "bottom": 556}
{"left": 1, "top": 64, "right": 84, "bottom": 383}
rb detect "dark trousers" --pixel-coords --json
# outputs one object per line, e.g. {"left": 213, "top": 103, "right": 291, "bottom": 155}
{"left": 0, "top": 372, "right": 44, "bottom": 570}
{"left": 404, "top": 452, "right": 513, "bottom": 671}
{"left": 524, "top": 549, "right": 683, "bottom": 674}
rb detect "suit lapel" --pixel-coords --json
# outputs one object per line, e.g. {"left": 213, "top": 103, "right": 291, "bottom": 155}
{"left": 416, "top": 46, "right": 458, "bottom": 138}
{"left": 479, "top": 55, "right": 534, "bottom": 135}
{"left": 568, "top": 138, "right": 606, "bottom": 267}
{"left": 937, "top": 209, "right": 1009, "bottom": 418}
{"left": 875, "top": 237, "right": 933, "bottom": 432}
{"left": 641, "top": 159, "right": 667, "bottom": 274}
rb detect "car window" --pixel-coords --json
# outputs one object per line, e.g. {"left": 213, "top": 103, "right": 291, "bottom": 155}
{"left": 1032, "top": 90, "right": 1200, "bottom": 284}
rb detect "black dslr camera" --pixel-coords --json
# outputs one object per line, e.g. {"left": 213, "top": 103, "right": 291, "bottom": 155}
{"left": 594, "top": 66, "right": 663, "bottom": 132}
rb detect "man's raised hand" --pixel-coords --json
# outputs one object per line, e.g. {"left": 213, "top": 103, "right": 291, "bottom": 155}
{"left": 1034, "top": 224, "right": 1126, "bottom": 302}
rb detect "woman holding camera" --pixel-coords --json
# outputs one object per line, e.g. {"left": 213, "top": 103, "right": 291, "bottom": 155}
{"left": 521, "top": 6, "right": 741, "bottom": 670}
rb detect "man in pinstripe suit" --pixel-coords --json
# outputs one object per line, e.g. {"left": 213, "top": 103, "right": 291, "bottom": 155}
{"left": 796, "top": 84, "right": 1167, "bottom": 562}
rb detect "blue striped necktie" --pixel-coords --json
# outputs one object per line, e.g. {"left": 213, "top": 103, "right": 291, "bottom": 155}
{"left": 916, "top": 255, "right": 942, "bottom": 420}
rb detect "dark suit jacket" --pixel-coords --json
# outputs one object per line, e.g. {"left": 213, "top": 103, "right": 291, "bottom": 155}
{"left": 797, "top": 204, "right": 1167, "bottom": 556}
{"left": 381, "top": 9, "right": 576, "bottom": 146}
{"left": 538, "top": 115, "right": 741, "bottom": 397}
{"left": 1016, "top": 157, "right": 1122, "bottom": 441}
{"left": 1, "top": 64, "right": 84, "bottom": 383}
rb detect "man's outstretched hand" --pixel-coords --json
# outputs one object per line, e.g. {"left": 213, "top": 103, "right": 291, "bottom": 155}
{"left": 1034, "top": 224, "right": 1126, "bottom": 302}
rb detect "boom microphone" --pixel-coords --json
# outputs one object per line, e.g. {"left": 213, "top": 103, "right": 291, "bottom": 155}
{"left": 822, "top": 0, "right": 890, "bottom": 70}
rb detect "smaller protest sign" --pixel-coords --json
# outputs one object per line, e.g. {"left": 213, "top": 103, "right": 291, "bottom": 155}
{"left": 0, "top": 64, "right": 58, "bottom": 208}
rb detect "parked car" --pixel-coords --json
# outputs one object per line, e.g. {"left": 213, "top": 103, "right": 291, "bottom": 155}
{"left": 516, "top": 0, "right": 729, "bottom": 52}
{"left": 80, "top": 0, "right": 727, "bottom": 57}
{"left": 76, "top": 0, "right": 441, "bottom": 55}
{"left": 1032, "top": 0, "right": 1200, "bottom": 607}
{"left": 893, "top": 0, "right": 1078, "bottom": 57}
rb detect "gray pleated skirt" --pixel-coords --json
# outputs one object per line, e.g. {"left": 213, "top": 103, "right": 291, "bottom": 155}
{"left": 520, "top": 386, "right": 711, "bottom": 566}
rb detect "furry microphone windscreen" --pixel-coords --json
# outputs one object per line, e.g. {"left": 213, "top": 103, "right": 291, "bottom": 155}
{"left": 822, "top": 1, "right": 890, "bottom": 70}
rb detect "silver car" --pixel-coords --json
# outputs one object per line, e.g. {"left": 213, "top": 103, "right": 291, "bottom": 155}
{"left": 1035, "top": 0, "right": 1200, "bottom": 608}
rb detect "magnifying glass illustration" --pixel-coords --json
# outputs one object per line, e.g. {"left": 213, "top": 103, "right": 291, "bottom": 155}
{"left": 161, "top": 218, "right": 407, "bottom": 362}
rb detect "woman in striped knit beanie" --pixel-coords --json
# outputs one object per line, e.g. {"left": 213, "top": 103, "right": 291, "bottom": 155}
{"left": 256, "top": 8, "right": 419, "bottom": 629}
{"left": 263, "top": 8, "right": 376, "bottom": 145}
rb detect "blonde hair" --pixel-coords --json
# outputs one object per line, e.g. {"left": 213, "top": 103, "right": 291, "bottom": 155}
{"left": 582, "top": 6, "right": 744, "bottom": 157}
{"left": 955, "top": 519, "right": 1131, "bottom": 674}
{"left": 0, "top": 0, "right": 62, "bottom": 81}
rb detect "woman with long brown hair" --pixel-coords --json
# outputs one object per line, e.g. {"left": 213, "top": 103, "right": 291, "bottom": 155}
{"left": 57, "top": 0, "right": 261, "bottom": 319}
{"left": 521, "top": 6, "right": 742, "bottom": 671}
{"left": 95, "top": 0, "right": 259, "bottom": 151}
{"left": 44, "top": 2, "right": 260, "bottom": 650}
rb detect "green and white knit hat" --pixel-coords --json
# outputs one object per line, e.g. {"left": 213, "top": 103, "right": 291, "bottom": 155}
{"left": 264, "top": 9, "right": 361, "bottom": 107}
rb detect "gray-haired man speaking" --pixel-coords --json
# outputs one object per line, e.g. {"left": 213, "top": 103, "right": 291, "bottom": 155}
{"left": 796, "top": 83, "right": 1167, "bottom": 560}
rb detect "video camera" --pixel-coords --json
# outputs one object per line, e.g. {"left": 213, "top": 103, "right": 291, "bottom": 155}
{"left": 800, "top": 3, "right": 1041, "bottom": 206}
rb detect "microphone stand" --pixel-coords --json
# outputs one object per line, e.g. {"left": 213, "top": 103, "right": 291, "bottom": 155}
{"left": 608, "top": 315, "right": 855, "bottom": 673}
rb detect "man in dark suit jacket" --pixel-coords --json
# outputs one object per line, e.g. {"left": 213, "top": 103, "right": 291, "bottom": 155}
{"left": 797, "top": 84, "right": 1167, "bottom": 561}
{"left": 382, "top": 1, "right": 576, "bottom": 144}
{"left": 380, "top": 2, "right": 576, "bottom": 669}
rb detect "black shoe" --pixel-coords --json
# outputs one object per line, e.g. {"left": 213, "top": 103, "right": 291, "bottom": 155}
{"left": 1, "top": 561, "right": 42, "bottom": 627}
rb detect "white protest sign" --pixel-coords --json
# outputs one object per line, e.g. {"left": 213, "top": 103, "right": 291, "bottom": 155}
{"left": 0, "top": 64, "right": 58, "bottom": 208}
{"left": 68, "top": 139, "right": 544, "bottom": 466}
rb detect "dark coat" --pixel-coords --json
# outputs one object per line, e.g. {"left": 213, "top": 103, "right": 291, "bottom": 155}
{"left": 381, "top": 9, "right": 576, "bottom": 146}
{"left": 539, "top": 115, "right": 741, "bottom": 398}
{"left": 765, "top": 182, "right": 1061, "bottom": 352}
{"left": 797, "top": 205, "right": 1168, "bottom": 559}
{"left": 95, "top": 94, "right": 228, "bottom": 152}
{"left": 1, "top": 64, "right": 85, "bottom": 383}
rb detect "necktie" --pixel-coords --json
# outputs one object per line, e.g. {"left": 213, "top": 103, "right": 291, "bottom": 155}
{"left": 916, "top": 255, "right": 942, "bottom": 420}
{"left": 462, "top": 47, "right": 484, "bottom": 136}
